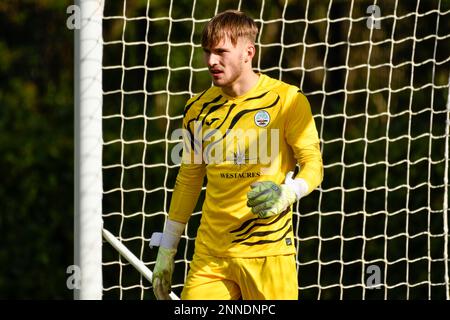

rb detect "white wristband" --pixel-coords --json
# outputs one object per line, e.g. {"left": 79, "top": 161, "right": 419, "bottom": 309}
{"left": 160, "top": 219, "right": 186, "bottom": 249}
{"left": 284, "top": 171, "right": 309, "bottom": 201}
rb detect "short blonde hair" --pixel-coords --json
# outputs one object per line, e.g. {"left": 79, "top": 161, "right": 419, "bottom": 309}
{"left": 201, "top": 10, "right": 258, "bottom": 48}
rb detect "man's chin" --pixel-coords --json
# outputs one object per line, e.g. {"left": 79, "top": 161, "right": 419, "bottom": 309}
{"left": 212, "top": 79, "right": 224, "bottom": 87}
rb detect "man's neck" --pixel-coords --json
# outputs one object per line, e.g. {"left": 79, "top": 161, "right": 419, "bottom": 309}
{"left": 221, "top": 71, "right": 260, "bottom": 98}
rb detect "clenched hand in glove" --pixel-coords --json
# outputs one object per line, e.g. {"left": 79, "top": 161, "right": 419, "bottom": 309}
{"left": 247, "top": 171, "right": 308, "bottom": 218}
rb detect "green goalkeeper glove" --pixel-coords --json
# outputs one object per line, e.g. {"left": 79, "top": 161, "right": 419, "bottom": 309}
{"left": 152, "top": 247, "right": 177, "bottom": 300}
{"left": 150, "top": 219, "right": 185, "bottom": 300}
{"left": 247, "top": 171, "right": 308, "bottom": 218}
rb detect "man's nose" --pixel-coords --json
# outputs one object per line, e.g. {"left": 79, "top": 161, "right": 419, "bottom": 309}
{"left": 206, "top": 53, "right": 218, "bottom": 67}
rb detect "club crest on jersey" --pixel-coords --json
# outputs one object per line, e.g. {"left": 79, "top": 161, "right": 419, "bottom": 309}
{"left": 254, "top": 110, "right": 270, "bottom": 127}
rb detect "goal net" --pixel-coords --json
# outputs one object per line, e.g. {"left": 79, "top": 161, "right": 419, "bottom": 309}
{"left": 96, "top": 0, "right": 450, "bottom": 299}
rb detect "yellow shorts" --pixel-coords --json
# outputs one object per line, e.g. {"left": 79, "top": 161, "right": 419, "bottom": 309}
{"left": 181, "top": 252, "right": 298, "bottom": 300}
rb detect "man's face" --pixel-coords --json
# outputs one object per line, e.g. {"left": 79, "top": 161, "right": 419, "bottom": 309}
{"left": 203, "top": 36, "right": 251, "bottom": 89}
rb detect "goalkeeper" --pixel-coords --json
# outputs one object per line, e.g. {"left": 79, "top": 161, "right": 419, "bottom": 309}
{"left": 152, "top": 10, "right": 323, "bottom": 300}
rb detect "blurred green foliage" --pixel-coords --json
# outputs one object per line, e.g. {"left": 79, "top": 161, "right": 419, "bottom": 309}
{"left": 0, "top": 1, "right": 73, "bottom": 298}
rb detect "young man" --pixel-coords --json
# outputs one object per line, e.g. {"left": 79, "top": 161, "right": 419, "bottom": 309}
{"left": 152, "top": 10, "right": 323, "bottom": 300}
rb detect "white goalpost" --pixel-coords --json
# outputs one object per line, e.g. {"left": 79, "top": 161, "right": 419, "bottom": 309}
{"left": 74, "top": 0, "right": 104, "bottom": 300}
{"left": 76, "top": 0, "right": 450, "bottom": 300}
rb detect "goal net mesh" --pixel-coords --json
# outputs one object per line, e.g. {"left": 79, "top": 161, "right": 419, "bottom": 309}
{"left": 101, "top": 0, "right": 450, "bottom": 299}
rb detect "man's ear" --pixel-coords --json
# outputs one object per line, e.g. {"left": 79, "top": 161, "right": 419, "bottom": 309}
{"left": 244, "top": 42, "right": 256, "bottom": 63}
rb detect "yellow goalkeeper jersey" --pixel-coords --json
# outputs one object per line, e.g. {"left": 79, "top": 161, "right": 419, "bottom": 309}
{"left": 168, "top": 73, "right": 323, "bottom": 258}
